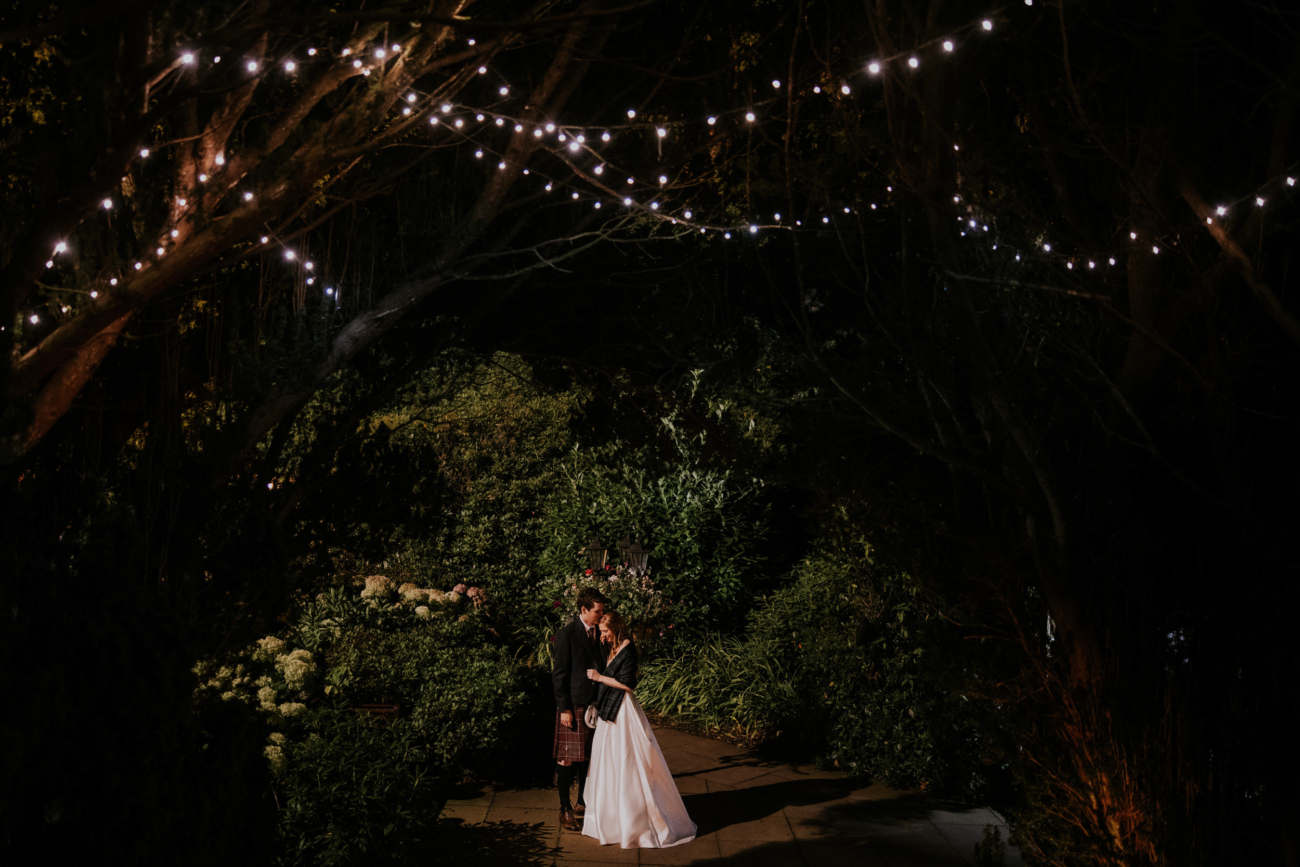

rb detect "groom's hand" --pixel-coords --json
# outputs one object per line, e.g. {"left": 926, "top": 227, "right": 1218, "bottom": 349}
{"left": 560, "top": 710, "right": 574, "bottom": 729}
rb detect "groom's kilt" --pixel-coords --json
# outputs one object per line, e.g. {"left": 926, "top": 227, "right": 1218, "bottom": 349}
{"left": 553, "top": 705, "right": 595, "bottom": 763}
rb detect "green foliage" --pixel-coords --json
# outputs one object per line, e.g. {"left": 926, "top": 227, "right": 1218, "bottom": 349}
{"left": 539, "top": 414, "right": 770, "bottom": 638}
{"left": 272, "top": 707, "right": 434, "bottom": 866}
{"left": 637, "top": 637, "right": 800, "bottom": 738}
{"left": 641, "top": 550, "right": 989, "bottom": 794}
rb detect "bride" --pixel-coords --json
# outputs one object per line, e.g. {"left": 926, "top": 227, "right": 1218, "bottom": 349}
{"left": 582, "top": 611, "right": 697, "bottom": 848}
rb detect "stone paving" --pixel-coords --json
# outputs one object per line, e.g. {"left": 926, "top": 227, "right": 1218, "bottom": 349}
{"left": 437, "top": 724, "right": 1023, "bottom": 866}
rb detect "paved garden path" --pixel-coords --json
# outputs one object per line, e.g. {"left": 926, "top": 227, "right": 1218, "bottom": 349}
{"left": 438, "top": 723, "right": 1023, "bottom": 866}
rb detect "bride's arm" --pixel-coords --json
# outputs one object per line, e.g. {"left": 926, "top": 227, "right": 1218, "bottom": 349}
{"left": 589, "top": 641, "right": 636, "bottom": 692}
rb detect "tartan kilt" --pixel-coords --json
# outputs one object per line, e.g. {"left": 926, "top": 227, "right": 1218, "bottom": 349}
{"left": 553, "top": 705, "right": 595, "bottom": 763}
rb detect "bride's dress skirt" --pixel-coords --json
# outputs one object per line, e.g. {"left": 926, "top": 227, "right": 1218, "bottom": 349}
{"left": 581, "top": 692, "right": 697, "bottom": 848}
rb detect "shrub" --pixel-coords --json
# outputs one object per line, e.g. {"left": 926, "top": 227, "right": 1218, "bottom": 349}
{"left": 272, "top": 706, "right": 434, "bottom": 866}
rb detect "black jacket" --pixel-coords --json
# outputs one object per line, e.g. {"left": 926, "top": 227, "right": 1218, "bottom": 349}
{"left": 594, "top": 642, "right": 638, "bottom": 723}
{"left": 552, "top": 617, "right": 606, "bottom": 711}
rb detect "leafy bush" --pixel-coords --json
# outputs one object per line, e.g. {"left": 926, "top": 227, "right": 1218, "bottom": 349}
{"left": 539, "top": 416, "right": 770, "bottom": 638}
{"left": 273, "top": 706, "right": 434, "bottom": 866}
{"left": 522, "top": 565, "right": 671, "bottom": 667}
{"left": 641, "top": 551, "right": 990, "bottom": 794}
{"left": 637, "top": 637, "right": 800, "bottom": 738}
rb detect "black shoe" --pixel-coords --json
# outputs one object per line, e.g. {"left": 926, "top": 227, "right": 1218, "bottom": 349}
{"left": 560, "top": 808, "right": 580, "bottom": 831}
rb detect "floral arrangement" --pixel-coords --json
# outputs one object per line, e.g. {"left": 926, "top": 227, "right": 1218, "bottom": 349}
{"left": 549, "top": 563, "right": 670, "bottom": 634}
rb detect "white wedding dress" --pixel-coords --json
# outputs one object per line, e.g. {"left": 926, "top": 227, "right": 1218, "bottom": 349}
{"left": 582, "top": 689, "right": 697, "bottom": 848}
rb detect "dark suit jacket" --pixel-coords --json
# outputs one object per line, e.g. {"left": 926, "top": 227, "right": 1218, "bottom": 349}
{"left": 552, "top": 617, "right": 606, "bottom": 712}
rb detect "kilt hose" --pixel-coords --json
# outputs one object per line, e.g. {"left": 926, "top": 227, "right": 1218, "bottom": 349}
{"left": 553, "top": 705, "right": 595, "bottom": 763}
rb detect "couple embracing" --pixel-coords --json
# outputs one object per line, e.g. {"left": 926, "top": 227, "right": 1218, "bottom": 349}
{"left": 551, "top": 587, "right": 697, "bottom": 848}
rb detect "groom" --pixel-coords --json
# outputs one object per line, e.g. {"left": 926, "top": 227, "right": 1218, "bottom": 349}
{"left": 551, "top": 587, "right": 608, "bottom": 831}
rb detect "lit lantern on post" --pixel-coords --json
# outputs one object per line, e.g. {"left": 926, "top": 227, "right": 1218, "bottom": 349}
{"left": 626, "top": 539, "right": 649, "bottom": 574}
{"left": 585, "top": 535, "right": 607, "bottom": 570}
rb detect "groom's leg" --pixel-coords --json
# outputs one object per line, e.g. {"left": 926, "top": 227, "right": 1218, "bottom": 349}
{"left": 575, "top": 760, "right": 589, "bottom": 808}
{"left": 556, "top": 761, "right": 575, "bottom": 811}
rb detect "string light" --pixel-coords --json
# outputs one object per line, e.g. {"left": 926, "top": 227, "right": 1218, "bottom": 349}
{"left": 745, "top": 112, "right": 756, "bottom": 122}
{"left": 478, "top": 66, "right": 487, "bottom": 74}
{"left": 943, "top": 40, "right": 955, "bottom": 52}
{"left": 243, "top": 191, "right": 253, "bottom": 201}
{"left": 181, "top": 53, "right": 194, "bottom": 64}
{"left": 707, "top": 116, "right": 717, "bottom": 125}
{"left": 602, "top": 132, "right": 611, "bottom": 141}
{"left": 198, "top": 173, "right": 207, "bottom": 182}
{"left": 54, "top": 242, "right": 67, "bottom": 254}
{"left": 627, "top": 109, "right": 636, "bottom": 119}
{"left": 375, "top": 48, "right": 387, "bottom": 59}
{"left": 1256, "top": 196, "right": 1265, "bottom": 206}
{"left": 499, "top": 86, "right": 509, "bottom": 95}
{"left": 101, "top": 198, "right": 112, "bottom": 209}
{"left": 908, "top": 57, "right": 919, "bottom": 68}
{"left": 140, "top": 148, "right": 150, "bottom": 158}
{"left": 772, "top": 80, "right": 781, "bottom": 89}
{"left": 659, "top": 175, "right": 668, "bottom": 185}
{"left": 868, "top": 62, "right": 881, "bottom": 74}
{"left": 308, "top": 48, "right": 316, "bottom": 56}
{"left": 1216, "top": 206, "right": 1227, "bottom": 216}
{"left": 982, "top": 19, "right": 993, "bottom": 30}
{"left": 285, "top": 60, "right": 296, "bottom": 72}
{"left": 1152, "top": 246, "right": 1160, "bottom": 254}
{"left": 246, "top": 60, "right": 258, "bottom": 72}
{"left": 656, "top": 127, "right": 667, "bottom": 138}
{"left": 841, "top": 84, "right": 851, "bottom": 95}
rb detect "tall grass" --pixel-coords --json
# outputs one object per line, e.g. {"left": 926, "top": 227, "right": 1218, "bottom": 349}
{"left": 636, "top": 637, "right": 799, "bottom": 740}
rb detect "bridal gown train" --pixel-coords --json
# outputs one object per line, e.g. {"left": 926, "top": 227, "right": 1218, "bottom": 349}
{"left": 581, "top": 690, "right": 697, "bottom": 848}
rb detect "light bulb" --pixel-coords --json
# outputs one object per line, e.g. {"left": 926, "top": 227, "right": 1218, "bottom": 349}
{"left": 402, "top": 107, "right": 411, "bottom": 115}
{"left": 572, "top": 192, "right": 580, "bottom": 199}
{"left": 513, "top": 124, "right": 522, "bottom": 131}
{"left": 954, "top": 195, "right": 960, "bottom": 202}
{"left": 102, "top": 198, "right": 112, "bottom": 209}
{"left": 247, "top": 60, "right": 258, "bottom": 72}
{"left": 576, "top": 135, "right": 585, "bottom": 143}
{"left": 213, "top": 55, "right": 221, "bottom": 63}
{"left": 627, "top": 177, "right": 634, "bottom": 184}
{"left": 1289, "top": 177, "right": 1296, "bottom": 186}
{"left": 181, "top": 53, "right": 194, "bottom": 64}
{"left": 342, "top": 48, "right": 351, "bottom": 56}
{"left": 594, "top": 165, "right": 604, "bottom": 174}
{"left": 1109, "top": 258, "right": 1116, "bottom": 265}
{"left": 495, "top": 118, "right": 504, "bottom": 126}
{"left": 261, "top": 236, "right": 269, "bottom": 243}
{"left": 305, "top": 261, "right": 313, "bottom": 270}
{"left": 156, "top": 247, "right": 164, "bottom": 256}
{"left": 215, "top": 153, "right": 225, "bottom": 166}
{"left": 627, "top": 109, "right": 636, "bottom": 118}
{"left": 954, "top": 144, "right": 960, "bottom": 151}
{"left": 684, "top": 210, "right": 692, "bottom": 219}
{"left": 602, "top": 131, "right": 611, "bottom": 141}
{"left": 467, "top": 39, "right": 476, "bottom": 46}
{"left": 1152, "top": 246, "right": 1160, "bottom": 254}
{"left": 822, "top": 216, "right": 829, "bottom": 223}
{"left": 375, "top": 48, "right": 386, "bottom": 59}
{"left": 243, "top": 191, "right": 253, "bottom": 201}
{"left": 659, "top": 175, "right": 668, "bottom": 185}
{"left": 656, "top": 127, "right": 667, "bottom": 137}
{"left": 307, "top": 48, "right": 316, "bottom": 56}
{"left": 568, "top": 141, "right": 579, "bottom": 151}
{"left": 868, "top": 62, "right": 881, "bottom": 74}
{"left": 982, "top": 19, "right": 993, "bottom": 30}
{"left": 54, "top": 242, "right": 67, "bottom": 253}
{"left": 841, "top": 84, "right": 850, "bottom": 94}
{"left": 134, "top": 262, "right": 142, "bottom": 270}
{"left": 813, "top": 86, "right": 821, "bottom": 93}
{"left": 285, "top": 60, "right": 296, "bottom": 72}
{"left": 707, "top": 116, "right": 717, "bottom": 125}
{"left": 1044, "top": 243, "right": 1051, "bottom": 251}
{"left": 1216, "top": 206, "right": 1226, "bottom": 215}
{"left": 353, "top": 59, "right": 362, "bottom": 68}
{"left": 943, "top": 40, "right": 954, "bottom": 52}
{"left": 545, "top": 183, "right": 553, "bottom": 191}
{"left": 140, "top": 148, "right": 150, "bottom": 158}
{"left": 724, "top": 232, "right": 731, "bottom": 239}
{"left": 284, "top": 250, "right": 295, "bottom": 261}
{"left": 1256, "top": 196, "right": 1265, "bottom": 206}
{"left": 442, "top": 104, "right": 452, "bottom": 113}
{"left": 306, "top": 277, "right": 314, "bottom": 285}
{"left": 90, "top": 291, "right": 98, "bottom": 298}
{"left": 407, "top": 94, "right": 417, "bottom": 103}
{"left": 774, "top": 213, "right": 781, "bottom": 220}
{"left": 44, "top": 261, "right": 52, "bottom": 269}
{"left": 478, "top": 66, "right": 487, "bottom": 74}
{"left": 499, "top": 162, "right": 507, "bottom": 170}
{"left": 29, "top": 314, "right": 38, "bottom": 324}
{"left": 326, "top": 288, "right": 333, "bottom": 295}
{"left": 594, "top": 202, "right": 601, "bottom": 208}
{"left": 745, "top": 112, "right": 756, "bottom": 122}
{"left": 1207, "top": 217, "right": 1213, "bottom": 224}
{"left": 430, "top": 116, "right": 439, "bottom": 124}
{"left": 650, "top": 202, "right": 659, "bottom": 210}
{"left": 545, "top": 123, "right": 556, "bottom": 132}
{"left": 558, "top": 133, "right": 566, "bottom": 141}
{"left": 623, "top": 197, "right": 632, "bottom": 205}
{"left": 454, "top": 118, "right": 463, "bottom": 127}
{"left": 499, "top": 86, "right": 509, "bottom": 95}
{"left": 533, "top": 128, "right": 542, "bottom": 137}
{"left": 475, "top": 150, "right": 483, "bottom": 158}
{"left": 171, "top": 230, "right": 178, "bottom": 238}
{"left": 391, "top": 44, "right": 400, "bottom": 51}
{"left": 772, "top": 79, "right": 781, "bottom": 88}
{"left": 476, "top": 114, "right": 485, "bottom": 121}
{"left": 1089, "top": 261, "right": 1095, "bottom": 268}
{"left": 1067, "top": 262, "right": 1073, "bottom": 269}
{"left": 749, "top": 225, "right": 758, "bottom": 233}
{"left": 844, "top": 207, "right": 850, "bottom": 213}
{"left": 1130, "top": 232, "right": 1137, "bottom": 239}
{"left": 110, "top": 278, "right": 118, "bottom": 285}
{"left": 908, "top": 57, "right": 919, "bottom": 68}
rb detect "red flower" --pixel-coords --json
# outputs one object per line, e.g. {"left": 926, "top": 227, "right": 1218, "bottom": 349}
{"left": 552, "top": 599, "right": 562, "bottom": 608}
{"left": 584, "top": 569, "right": 593, "bottom": 576}
{"left": 549, "top": 635, "right": 556, "bottom": 642}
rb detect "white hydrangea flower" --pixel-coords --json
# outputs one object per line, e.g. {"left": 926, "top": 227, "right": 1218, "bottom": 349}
{"left": 414, "top": 606, "right": 431, "bottom": 619}
{"left": 277, "top": 649, "right": 317, "bottom": 692}
{"left": 360, "top": 575, "right": 394, "bottom": 599}
{"left": 397, "top": 582, "right": 418, "bottom": 594}
{"left": 264, "top": 745, "right": 287, "bottom": 775}
{"left": 255, "top": 675, "right": 273, "bottom": 689}
{"left": 428, "top": 589, "right": 447, "bottom": 603}
{"left": 220, "top": 691, "right": 238, "bottom": 702}
{"left": 268, "top": 732, "right": 288, "bottom": 746}
{"left": 258, "top": 686, "right": 278, "bottom": 710}
{"left": 401, "top": 589, "right": 429, "bottom": 605}
{"left": 253, "top": 636, "right": 288, "bottom": 663}
{"left": 278, "top": 702, "right": 307, "bottom": 718}
{"left": 446, "top": 591, "right": 462, "bottom": 604}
